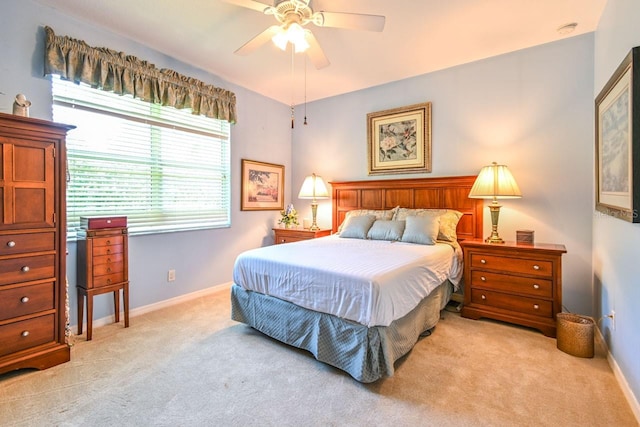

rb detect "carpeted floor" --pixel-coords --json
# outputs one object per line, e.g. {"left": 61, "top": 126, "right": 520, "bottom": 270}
{"left": 0, "top": 286, "right": 637, "bottom": 427}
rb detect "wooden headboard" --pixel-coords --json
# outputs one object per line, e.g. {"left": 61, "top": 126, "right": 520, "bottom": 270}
{"left": 330, "top": 176, "right": 484, "bottom": 241}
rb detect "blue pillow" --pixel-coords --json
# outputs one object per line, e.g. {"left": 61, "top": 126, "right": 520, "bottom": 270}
{"left": 367, "top": 220, "right": 406, "bottom": 241}
{"left": 401, "top": 215, "right": 440, "bottom": 245}
{"left": 339, "top": 215, "right": 376, "bottom": 239}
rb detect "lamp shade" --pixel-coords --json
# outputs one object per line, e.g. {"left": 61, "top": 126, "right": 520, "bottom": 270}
{"left": 298, "top": 173, "right": 329, "bottom": 200}
{"left": 469, "top": 162, "right": 522, "bottom": 200}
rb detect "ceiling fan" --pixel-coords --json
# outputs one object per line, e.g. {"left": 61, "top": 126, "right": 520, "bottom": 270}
{"left": 224, "top": 0, "right": 385, "bottom": 69}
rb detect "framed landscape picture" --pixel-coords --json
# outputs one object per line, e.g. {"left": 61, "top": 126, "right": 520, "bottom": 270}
{"left": 367, "top": 102, "right": 432, "bottom": 175}
{"left": 595, "top": 46, "right": 640, "bottom": 223}
{"left": 241, "top": 159, "right": 284, "bottom": 211}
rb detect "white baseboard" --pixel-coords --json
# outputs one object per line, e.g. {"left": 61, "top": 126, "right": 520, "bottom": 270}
{"left": 596, "top": 328, "right": 640, "bottom": 423}
{"left": 71, "top": 282, "right": 233, "bottom": 333}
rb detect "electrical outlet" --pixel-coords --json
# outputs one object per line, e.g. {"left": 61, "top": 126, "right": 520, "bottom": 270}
{"left": 167, "top": 269, "right": 176, "bottom": 282}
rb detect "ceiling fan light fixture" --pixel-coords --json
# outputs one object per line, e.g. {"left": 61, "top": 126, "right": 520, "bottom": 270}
{"left": 272, "top": 30, "right": 289, "bottom": 50}
{"left": 271, "top": 22, "right": 309, "bottom": 52}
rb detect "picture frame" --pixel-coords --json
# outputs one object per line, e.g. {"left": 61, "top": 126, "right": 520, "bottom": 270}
{"left": 240, "top": 159, "right": 285, "bottom": 211}
{"left": 367, "top": 102, "right": 432, "bottom": 175}
{"left": 595, "top": 46, "right": 640, "bottom": 223}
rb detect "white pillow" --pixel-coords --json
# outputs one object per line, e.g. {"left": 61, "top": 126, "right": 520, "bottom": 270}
{"left": 367, "top": 220, "right": 406, "bottom": 241}
{"left": 339, "top": 215, "right": 376, "bottom": 239}
{"left": 401, "top": 215, "right": 440, "bottom": 245}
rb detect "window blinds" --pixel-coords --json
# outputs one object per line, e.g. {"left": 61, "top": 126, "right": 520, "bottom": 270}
{"left": 52, "top": 76, "right": 231, "bottom": 239}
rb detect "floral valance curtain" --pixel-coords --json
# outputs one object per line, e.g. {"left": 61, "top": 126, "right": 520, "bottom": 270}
{"left": 43, "top": 26, "right": 237, "bottom": 123}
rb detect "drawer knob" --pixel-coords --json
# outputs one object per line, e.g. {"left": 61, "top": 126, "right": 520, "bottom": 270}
{"left": 106, "top": 249, "right": 111, "bottom": 254}
{"left": 21, "top": 296, "right": 30, "bottom": 303}
{"left": 21, "top": 266, "right": 30, "bottom": 272}
{"left": 533, "top": 284, "right": 540, "bottom": 289}
{"left": 21, "top": 331, "right": 30, "bottom": 337}
{"left": 281, "top": 239, "right": 285, "bottom": 243}
{"left": 533, "top": 265, "right": 540, "bottom": 270}
{"left": 481, "top": 294, "right": 486, "bottom": 300}
{"left": 480, "top": 276, "right": 486, "bottom": 281}
{"left": 7, "top": 240, "right": 16, "bottom": 248}
{"left": 107, "top": 268, "right": 112, "bottom": 273}
{"left": 106, "top": 240, "right": 111, "bottom": 245}
{"left": 533, "top": 304, "right": 540, "bottom": 310}
{"left": 480, "top": 259, "right": 487, "bottom": 264}
{"left": 107, "top": 279, "right": 112, "bottom": 285}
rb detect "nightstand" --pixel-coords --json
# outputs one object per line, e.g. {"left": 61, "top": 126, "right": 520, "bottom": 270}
{"left": 460, "top": 239, "right": 566, "bottom": 337}
{"left": 273, "top": 228, "right": 331, "bottom": 244}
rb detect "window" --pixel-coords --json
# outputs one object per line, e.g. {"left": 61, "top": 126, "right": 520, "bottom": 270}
{"left": 52, "top": 76, "right": 231, "bottom": 239}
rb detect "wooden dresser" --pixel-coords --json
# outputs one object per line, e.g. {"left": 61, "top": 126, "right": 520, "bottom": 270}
{"left": 273, "top": 228, "right": 331, "bottom": 244}
{"left": 0, "top": 112, "right": 73, "bottom": 374}
{"left": 76, "top": 218, "right": 129, "bottom": 341}
{"left": 460, "top": 239, "right": 566, "bottom": 337}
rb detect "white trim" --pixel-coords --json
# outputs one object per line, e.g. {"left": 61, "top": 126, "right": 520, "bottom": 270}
{"left": 71, "top": 282, "right": 233, "bottom": 332}
{"left": 596, "top": 328, "right": 640, "bottom": 423}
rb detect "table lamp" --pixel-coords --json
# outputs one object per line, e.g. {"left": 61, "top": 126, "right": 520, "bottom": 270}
{"left": 298, "top": 173, "right": 329, "bottom": 231}
{"left": 468, "top": 162, "right": 522, "bottom": 244}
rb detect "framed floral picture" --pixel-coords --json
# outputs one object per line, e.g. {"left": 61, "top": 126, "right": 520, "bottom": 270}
{"left": 595, "top": 47, "right": 640, "bottom": 222}
{"left": 367, "top": 102, "right": 432, "bottom": 175}
{"left": 240, "top": 159, "right": 285, "bottom": 211}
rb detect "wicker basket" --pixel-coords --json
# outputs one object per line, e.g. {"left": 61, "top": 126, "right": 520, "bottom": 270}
{"left": 556, "top": 312, "right": 594, "bottom": 358}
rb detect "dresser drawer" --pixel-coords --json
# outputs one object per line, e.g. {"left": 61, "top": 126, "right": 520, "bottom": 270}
{"left": 470, "top": 253, "right": 552, "bottom": 277}
{"left": 276, "top": 236, "right": 307, "bottom": 244}
{"left": 92, "top": 244, "right": 123, "bottom": 257}
{"left": 93, "top": 261, "right": 124, "bottom": 276}
{"left": 92, "top": 235, "right": 124, "bottom": 248}
{"left": 0, "top": 282, "right": 54, "bottom": 321}
{"left": 0, "top": 232, "right": 54, "bottom": 256}
{"left": 470, "top": 270, "right": 553, "bottom": 298}
{"left": 0, "top": 314, "right": 55, "bottom": 357}
{"left": 470, "top": 289, "right": 553, "bottom": 318}
{"left": 92, "top": 272, "right": 126, "bottom": 288}
{"left": 0, "top": 254, "right": 55, "bottom": 286}
{"left": 92, "top": 253, "right": 123, "bottom": 267}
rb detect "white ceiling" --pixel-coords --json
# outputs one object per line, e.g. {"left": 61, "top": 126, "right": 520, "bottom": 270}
{"left": 33, "top": 0, "right": 606, "bottom": 105}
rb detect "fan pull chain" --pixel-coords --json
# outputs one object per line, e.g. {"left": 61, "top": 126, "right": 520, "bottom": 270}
{"left": 304, "top": 56, "right": 308, "bottom": 125}
{"left": 291, "top": 47, "right": 295, "bottom": 129}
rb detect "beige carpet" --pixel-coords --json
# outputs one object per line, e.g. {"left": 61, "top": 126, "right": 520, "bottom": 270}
{"left": 1, "top": 286, "right": 637, "bottom": 427}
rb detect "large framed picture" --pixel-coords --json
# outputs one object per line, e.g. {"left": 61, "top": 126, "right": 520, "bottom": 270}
{"left": 367, "top": 102, "right": 432, "bottom": 175}
{"left": 240, "top": 159, "right": 285, "bottom": 211}
{"left": 595, "top": 46, "right": 640, "bottom": 223}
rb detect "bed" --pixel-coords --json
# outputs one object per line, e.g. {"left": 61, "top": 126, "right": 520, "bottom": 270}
{"left": 231, "top": 176, "right": 483, "bottom": 382}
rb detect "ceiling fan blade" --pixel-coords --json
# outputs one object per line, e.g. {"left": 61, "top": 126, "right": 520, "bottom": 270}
{"left": 235, "top": 25, "right": 282, "bottom": 55}
{"left": 222, "top": 0, "right": 271, "bottom": 13}
{"left": 304, "top": 31, "right": 330, "bottom": 69}
{"left": 316, "top": 12, "right": 385, "bottom": 32}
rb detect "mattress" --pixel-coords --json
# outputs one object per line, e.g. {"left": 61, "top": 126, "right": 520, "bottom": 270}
{"left": 232, "top": 235, "right": 462, "bottom": 327}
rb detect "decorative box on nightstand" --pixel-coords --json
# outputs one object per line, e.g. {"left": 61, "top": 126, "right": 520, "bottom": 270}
{"left": 273, "top": 228, "right": 331, "bottom": 245}
{"left": 460, "top": 239, "right": 566, "bottom": 337}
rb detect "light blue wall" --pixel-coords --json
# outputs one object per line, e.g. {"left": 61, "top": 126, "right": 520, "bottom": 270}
{"left": 1, "top": 1, "right": 292, "bottom": 325}
{"left": 293, "top": 35, "right": 595, "bottom": 318}
{"left": 593, "top": 0, "right": 640, "bottom": 408}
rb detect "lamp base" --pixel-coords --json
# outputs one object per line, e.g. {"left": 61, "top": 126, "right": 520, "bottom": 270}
{"left": 485, "top": 202, "right": 505, "bottom": 244}
{"left": 309, "top": 202, "right": 319, "bottom": 231}
{"left": 485, "top": 234, "right": 505, "bottom": 244}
